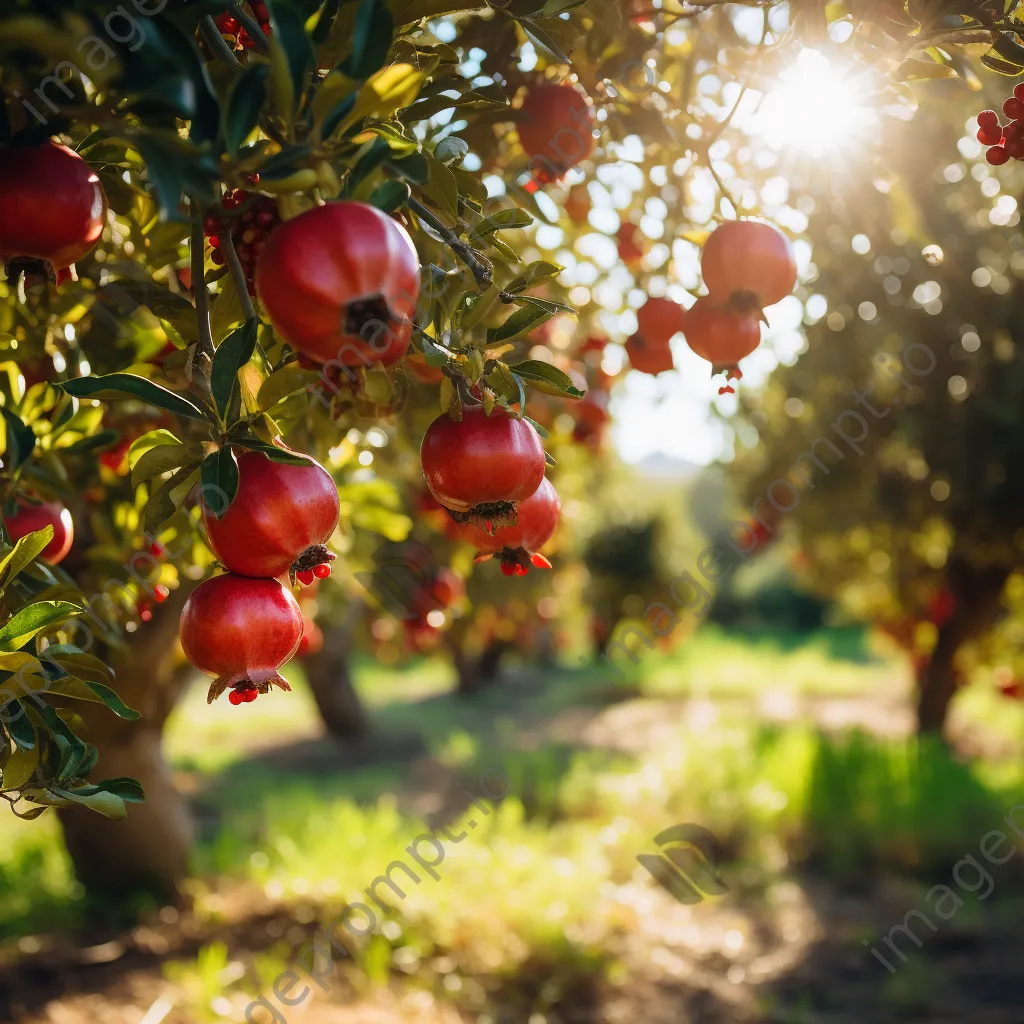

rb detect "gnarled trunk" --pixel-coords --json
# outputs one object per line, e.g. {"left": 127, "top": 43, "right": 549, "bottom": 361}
{"left": 301, "top": 603, "right": 368, "bottom": 739}
{"left": 454, "top": 638, "right": 509, "bottom": 697}
{"left": 916, "top": 559, "right": 1009, "bottom": 735}
{"left": 58, "top": 586, "right": 195, "bottom": 900}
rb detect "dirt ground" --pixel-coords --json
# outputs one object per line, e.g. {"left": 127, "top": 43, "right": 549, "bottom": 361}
{"left": 4, "top": 683, "right": 1023, "bottom": 1024}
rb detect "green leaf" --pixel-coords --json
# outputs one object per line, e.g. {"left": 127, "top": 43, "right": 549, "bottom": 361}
{"left": 145, "top": 464, "right": 200, "bottom": 535}
{"left": 419, "top": 335, "right": 452, "bottom": 367}
{"left": 339, "top": 0, "right": 394, "bottom": 80}
{"left": 424, "top": 157, "right": 459, "bottom": 219}
{"left": 60, "top": 429, "right": 120, "bottom": 454}
{"left": 131, "top": 443, "right": 195, "bottom": 489}
{"left": 270, "top": 2, "right": 316, "bottom": 103}
{"left": 435, "top": 136, "right": 469, "bottom": 164}
{"left": 0, "top": 602, "right": 82, "bottom": 653}
{"left": 992, "top": 32, "right": 1024, "bottom": 68}
{"left": 212, "top": 319, "right": 260, "bottom": 422}
{"left": 469, "top": 208, "right": 534, "bottom": 240}
{"left": 487, "top": 306, "right": 555, "bottom": 343}
{"left": 981, "top": 50, "right": 1024, "bottom": 75}
{"left": 127, "top": 429, "right": 183, "bottom": 468}
{"left": 91, "top": 776, "right": 146, "bottom": 802}
{"left": 257, "top": 364, "right": 323, "bottom": 412}
{"left": 513, "top": 360, "right": 585, "bottom": 399}
{"left": 1, "top": 408, "right": 36, "bottom": 470}
{"left": 503, "top": 260, "right": 562, "bottom": 294}
{"left": 369, "top": 179, "right": 411, "bottom": 213}
{"left": 0, "top": 528, "right": 54, "bottom": 595}
{"left": 49, "top": 786, "right": 128, "bottom": 820}
{"left": 42, "top": 676, "right": 141, "bottom": 721}
{"left": 61, "top": 374, "right": 211, "bottom": 423}
{"left": 39, "top": 649, "right": 115, "bottom": 686}
{"left": 1, "top": 741, "right": 39, "bottom": 791}
{"left": 200, "top": 447, "right": 239, "bottom": 519}
{"left": 233, "top": 438, "right": 315, "bottom": 466}
{"left": 224, "top": 63, "right": 270, "bottom": 153}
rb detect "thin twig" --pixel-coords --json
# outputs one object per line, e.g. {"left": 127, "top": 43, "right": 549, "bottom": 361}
{"left": 199, "top": 15, "right": 243, "bottom": 69}
{"left": 189, "top": 207, "right": 216, "bottom": 387}
{"left": 219, "top": 230, "right": 257, "bottom": 323}
{"left": 408, "top": 196, "right": 494, "bottom": 291}
{"left": 229, "top": 0, "right": 270, "bottom": 53}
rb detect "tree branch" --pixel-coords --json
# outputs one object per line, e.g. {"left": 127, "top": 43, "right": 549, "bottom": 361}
{"left": 408, "top": 196, "right": 494, "bottom": 291}
{"left": 219, "top": 230, "right": 258, "bottom": 323}
{"left": 199, "top": 15, "right": 243, "bottom": 69}
{"left": 189, "top": 207, "right": 216, "bottom": 392}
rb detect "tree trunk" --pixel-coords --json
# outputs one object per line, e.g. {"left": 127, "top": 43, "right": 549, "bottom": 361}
{"left": 58, "top": 586, "right": 196, "bottom": 901}
{"left": 916, "top": 559, "right": 1009, "bottom": 735}
{"left": 454, "top": 638, "right": 508, "bottom": 697}
{"left": 301, "top": 604, "right": 368, "bottom": 739}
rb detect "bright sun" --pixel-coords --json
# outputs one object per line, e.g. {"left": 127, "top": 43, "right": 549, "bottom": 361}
{"left": 745, "top": 48, "right": 879, "bottom": 158}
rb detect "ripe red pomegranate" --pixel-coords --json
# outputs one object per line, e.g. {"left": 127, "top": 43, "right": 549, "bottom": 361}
{"left": 454, "top": 477, "right": 561, "bottom": 575}
{"left": 625, "top": 333, "right": 675, "bottom": 376}
{"left": 180, "top": 574, "right": 303, "bottom": 704}
{"left": 518, "top": 84, "right": 595, "bottom": 183}
{"left": 701, "top": 219, "right": 797, "bottom": 311}
{"left": 617, "top": 223, "right": 646, "bottom": 267}
{"left": 420, "top": 406, "right": 545, "bottom": 526}
{"left": 0, "top": 140, "right": 107, "bottom": 272}
{"left": 202, "top": 447, "right": 339, "bottom": 581}
{"left": 3, "top": 498, "right": 74, "bottom": 565}
{"left": 636, "top": 296, "right": 685, "bottom": 348}
{"left": 682, "top": 296, "right": 762, "bottom": 392}
{"left": 255, "top": 201, "right": 420, "bottom": 367}
{"left": 564, "top": 186, "right": 591, "bottom": 224}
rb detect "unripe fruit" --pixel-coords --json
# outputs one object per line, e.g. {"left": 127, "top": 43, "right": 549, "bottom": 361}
{"left": 3, "top": 498, "right": 74, "bottom": 565}
{"left": 180, "top": 574, "right": 302, "bottom": 703}
{"left": 420, "top": 406, "right": 546, "bottom": 526}
{"left": 201, "top": 448, "right": 340, "bottom": 579}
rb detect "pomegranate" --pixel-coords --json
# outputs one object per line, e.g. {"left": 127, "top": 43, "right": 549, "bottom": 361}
{"left": 701, "top": 219, "right": 797, "bottom": 311}
{"left": 518, "top": 83, "right": 595, "bottom": 183}
{"left": 625, "top": 333, "right": 675, "bottom": 376}
{"left": 454, "top": 477, "right": 561, "bottom": 575}
{"left": 564, "top": 186, "right": 591, "bottom": 224}
{"left": 3, "top": 497, "right": 74, "bottom": 565}
{"left": 202, "top": 447, "right": 339, "bottom": 582}
{"left": 180, "top": 574, "right": 303, "bottom": 703}
{"left": 636, "top": 296, "right": 685, "bottom": 348}
{"left": 420, "top": 405, "right": 545, "bottom": 527}
{"left": 617, "top": 222, "right": 646, "bottom": 267}
{"left": 0, "top": 140, "right": 107, "bottom": 274}
{"left": 255, "top": 201, "right": 420, "bottom": 367}
{"left": 682, "top": 296, "right": 762, "bottom": 392}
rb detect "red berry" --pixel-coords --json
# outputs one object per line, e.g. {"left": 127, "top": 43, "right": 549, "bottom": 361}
{"left": 203, "top": 215, "right": 220, "bottom": 235}
{"left": 253, "top": 2, "right": 269, "bottom": 19}
{"left": 257, "top": 211, "right": 276, "bottom": 228}
{"left": 243, "top": 687, "right": 258, "bottom": 703}
{"left": 248, "top": 172, "right": 260, "bottom": 186}
{"left": 154, "top": 584, "right": 169, "bottom": 603}
{"left": 1007, "top": 135, "right": 1024, "bottom": 159}
{"left": 500, "top": 561, "right": 516, "bottom": 576}
{"left": 1004, "top": 97, "right": 1024, "bottom": 120}
{"left": 211, "top": 249, "right": 225, "bottom": 265}
{"left": 149, "top": 542, "right": 167, "bottom": 558}
{"left": 1015, "top": 84, "right": 1024, "bottom": 103}
{"left": 297, "top": 569, "right": 315, "bottom": 586}
{"left": 978, "top": 127, "right": 1003, "bottom": 147}
{"left": 229, "top": 689, "right": 244, "bottom": 705}
{"left": 238, "top": 28, "right": 251, "bottom": 47}
{"left": 208, "top": 235, "right": 221, "bottom": 248}
{"left": 313, "top": 562, "right": 331, "bottom": 579}
{"left": 987, "top": 145, "right": 1010, "bottom": 165}
{"left": 978, "top": 109, "right": 999, "bottom": 126}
